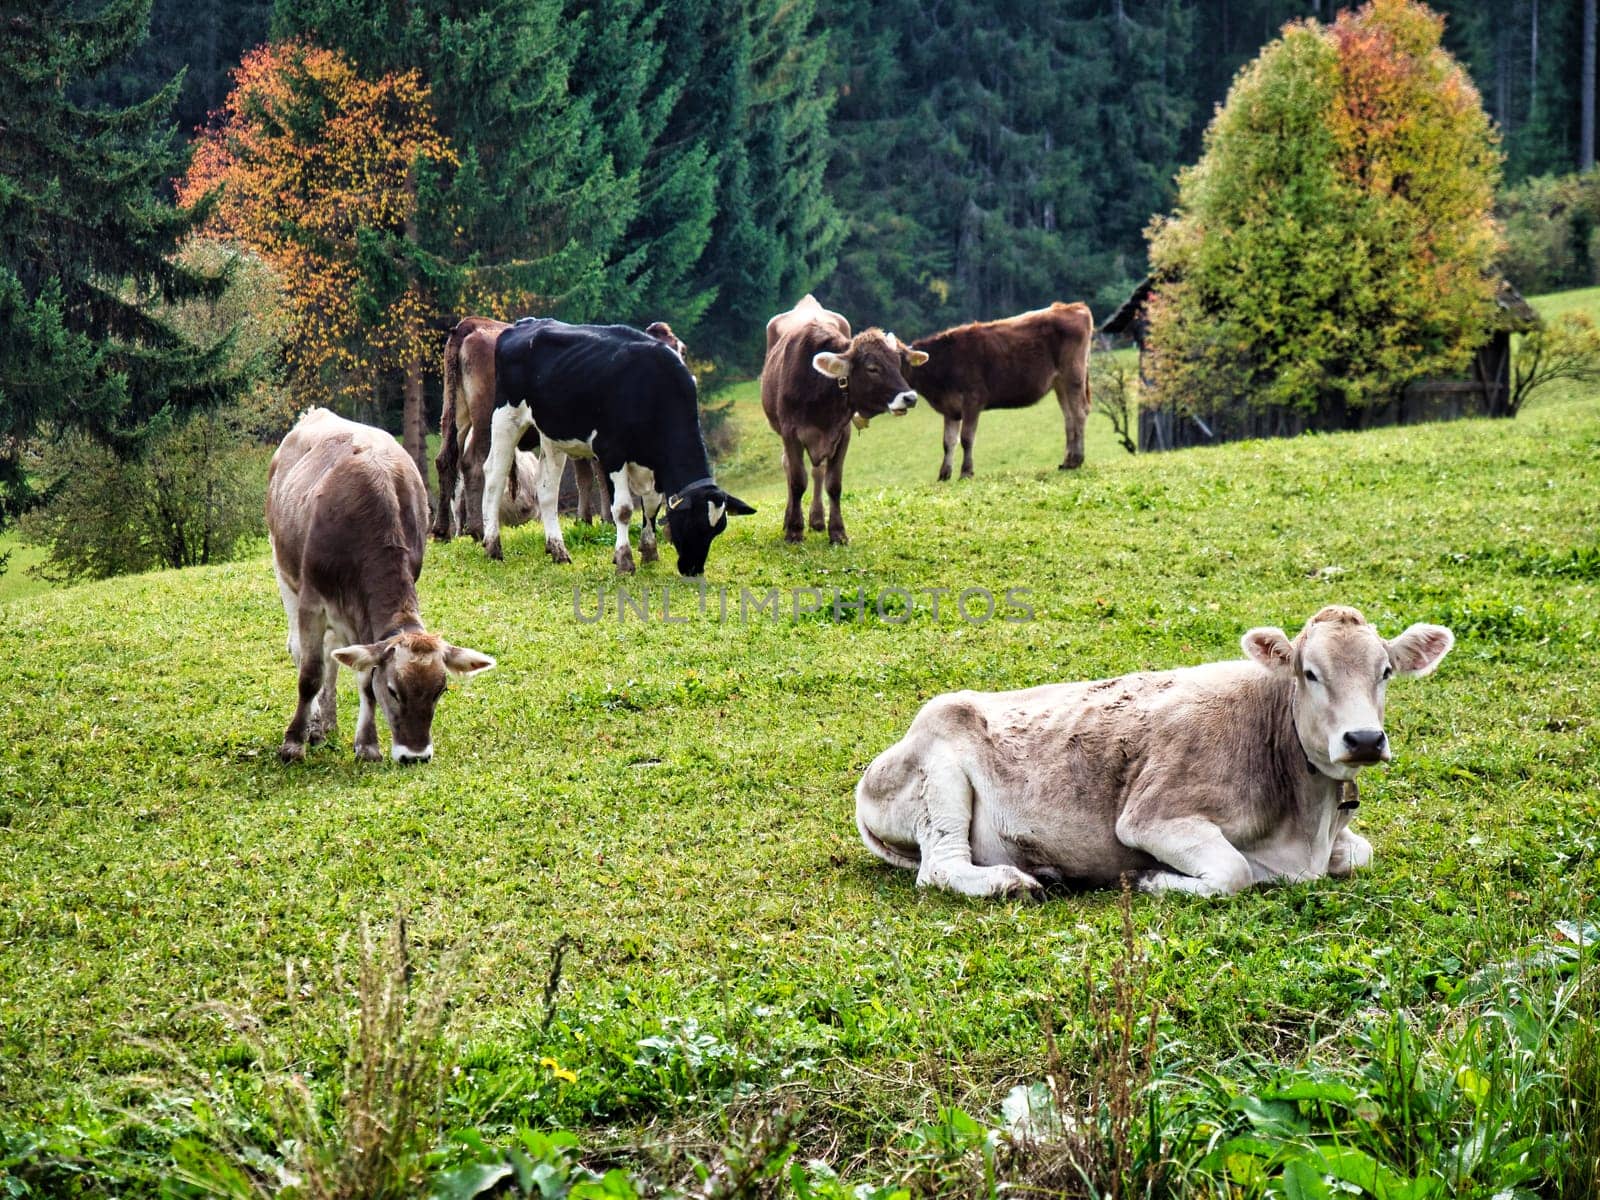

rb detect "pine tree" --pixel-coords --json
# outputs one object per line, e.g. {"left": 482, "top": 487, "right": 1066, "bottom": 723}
{"left": 690, "top": 0, "right": 844, "bottom": 365}
{"left": 0, "top": 0, "right": 238, "bottom": 527}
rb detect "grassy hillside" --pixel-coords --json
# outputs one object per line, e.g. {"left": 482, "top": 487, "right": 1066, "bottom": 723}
{"left": 3, "top": 375, "right": 1598, "bottom": 1191}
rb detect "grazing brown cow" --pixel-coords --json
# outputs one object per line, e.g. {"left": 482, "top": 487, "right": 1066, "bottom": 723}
{"left": 434, "top": 317, "right": 687, "bottom": 543}
{"left": 908, "top": 302, "right": 1093, "bottom": 480}
{"left": 760, "top": 294, "right": 928, "bottom": 544}
{"left": 269, "top": 408, "right": 495, "bottom": 764}
{"left": 857, "top": 606, "right": 1453, "bottom": 898}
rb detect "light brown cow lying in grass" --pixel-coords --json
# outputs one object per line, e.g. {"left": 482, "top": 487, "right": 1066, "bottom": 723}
{"left": 268, "top": 408, "right": 496, "bottom": 764}
{"left": 856, "top": 606, "right": 1453, "bottom": 898}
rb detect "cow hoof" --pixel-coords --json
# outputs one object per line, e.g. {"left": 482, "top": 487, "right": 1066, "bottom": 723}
{"left": 354, "top": 743, "right": 382, "bottom": 763}
{"left": 614, "top": 546, "right": 636, "bottom": 575}
{"left": 937, "top": 468, "right": 952, "bottom": 482}
{"left": 809, "top": 518, "right": 826, "bottom": 533}
{"left": 996, "top": 867, "right": 1045, "bottom": 898}
{"left": 466, "top": 526, "right": 484, "bottom": 543}
{"left": 830, "top": 531, "right": 850, "bottom": 546}
{"left": 784, "top": 529, "right": 804, "bottom": 544}
{"left": 1059, "top": 457, "right": 1083, "bottom": 471}
{"left": 484, "top": 537, "right": 503, "bottom": 561}
{"left": 278, "top": 740, "right": 306, "bottom": 764}
{"left": 960, "top": 469, "right": 974, "bottom": 480}
{"left": 546, "top": 540, "right": 572, "bottom": 565}
{"left": 640, "top": 542, "right": 659, "bottom": 564}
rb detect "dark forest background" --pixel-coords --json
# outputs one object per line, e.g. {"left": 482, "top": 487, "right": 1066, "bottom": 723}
{"left": 77, "top": 0, "right": 1600, "bottom": 363}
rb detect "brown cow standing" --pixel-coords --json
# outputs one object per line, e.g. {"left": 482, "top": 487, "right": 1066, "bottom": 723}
{"left": 760, "top": 295, "right": 928, "bottom": 544}
{"left": 434, "top": 318, "right": 688, "bottom": 543}
{"left": 268, "top": 408, "right": 495, "bottom": 764}
{"left": 908, "top": 302, "right": 1093, "bottom": 480}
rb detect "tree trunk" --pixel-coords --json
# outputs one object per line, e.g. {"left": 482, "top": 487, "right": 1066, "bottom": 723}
{"left": 401, "top": 167, "right": 430, "bottom": 498}
{"left": 403, "top": 355, "right": 428, "bottom": 493}
{"left": 1585, "top": 0, "right": 1596, "bottom": 170}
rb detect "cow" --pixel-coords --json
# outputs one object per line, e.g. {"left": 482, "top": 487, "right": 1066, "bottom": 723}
{"left": 482, "top": 318, "right": 753, "bottom": 575}
{"left": 855, "top": 606, "right": 1454, "bottom": 899}
{"left": 434, "top": 317, "right": 688, "bottom": 542}
{"left": 907, "top": 302, "right": 1093, "bottom": 480}
{"left": 268, "top": 408, "right": 496, "bottom": 765}
{"left": 760, "top": 294, "right": 928, "bottom": 544}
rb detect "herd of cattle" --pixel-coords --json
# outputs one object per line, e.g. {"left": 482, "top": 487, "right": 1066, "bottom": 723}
{"left": 263, "top": 293, "right": 1454, "bottom": 898}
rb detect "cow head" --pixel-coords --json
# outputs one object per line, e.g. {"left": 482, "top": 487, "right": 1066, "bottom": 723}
{"left": 645, "top": 321, "right": 687, "bottom": 360}
{"left": 1242, "top": 606, "right": 1453, "bottom": 782}
{"left": 811, "top": 330, "right": 928, "bottom": 424}
{"left": 664, "top": 482, "right": 756, "bottom": 577}
{"left": 331, "top": 631, "right": 496, "bottom": 763}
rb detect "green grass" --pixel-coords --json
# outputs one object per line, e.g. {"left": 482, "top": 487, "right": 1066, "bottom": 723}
{"left": 0, "top": 533, "right": 54, "bottom": 605}
{"left": 2, "top": 310, "right": 1599, "bottom": 1195}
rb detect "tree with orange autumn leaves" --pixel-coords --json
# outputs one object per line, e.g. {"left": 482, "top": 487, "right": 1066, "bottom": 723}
{"left": 180, "top": 40, "right": 455, "bottom": 476}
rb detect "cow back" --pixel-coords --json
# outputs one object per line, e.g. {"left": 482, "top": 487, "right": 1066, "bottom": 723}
{"left": 911, "top": 301, "right": 1092, "bottom": 413}
{"left": 268, "top": 408, "right": 429, "bottom": 620}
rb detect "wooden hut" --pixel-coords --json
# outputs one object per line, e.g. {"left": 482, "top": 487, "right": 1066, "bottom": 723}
{"left": 1101, "top": 277, "right": 1541, "bottom": 452}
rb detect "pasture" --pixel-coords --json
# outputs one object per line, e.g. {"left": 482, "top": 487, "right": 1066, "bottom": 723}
{"left": 2, "top": 361, "right": 1598, "bottom": 1194}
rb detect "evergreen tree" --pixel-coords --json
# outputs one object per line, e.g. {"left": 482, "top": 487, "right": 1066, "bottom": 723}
{"left": 691, "top": 0, "right": 844, "bottom": 364}
{"left": 821, "top": 0, "right": 1189, "bottom": 335}
{"left": 0, "top": 0, "right": 237, "bottom": 527}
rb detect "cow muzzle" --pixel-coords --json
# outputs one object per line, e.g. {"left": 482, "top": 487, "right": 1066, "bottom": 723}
{"left": 1335, "top": 728, "right": 1389, "bottom": 765}
{"left": 888, "top": 390, "right": 917, "bottom": 414}
{"left": 392, "top": 742, "right": 434, "bottom": 765}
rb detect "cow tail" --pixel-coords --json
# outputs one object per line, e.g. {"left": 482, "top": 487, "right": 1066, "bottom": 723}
{"left": 1079, "top": 309, "right": 1094, "bottom": 418}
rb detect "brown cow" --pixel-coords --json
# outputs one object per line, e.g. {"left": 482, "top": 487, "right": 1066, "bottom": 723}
{"left": 908, "top": 302, "right": 1093, "bottom": 480}
{"left": 760, "top": 294, "right": 928, "bottom": 544}
{"left": 434, "top": 317, "right": 687, "bottom": 542}
{"left": 269, "top": 408, "right": 495, "bottom": 764}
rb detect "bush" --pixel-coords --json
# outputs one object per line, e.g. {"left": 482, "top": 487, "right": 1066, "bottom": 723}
{"left": 1497, "top": 170, "right": 1600, "bottom": 296}
{"left": 17, "top": 241, "right": 293, "bottom": 583}
{"left": 1145, "top": 0, "right": 1501, "bottom": 424}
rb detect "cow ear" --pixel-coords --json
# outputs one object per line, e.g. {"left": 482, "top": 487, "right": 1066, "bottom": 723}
{"left": 1387, "top": 624, "right": 1454, "bottom": 677}
{"left": 719, "top": 491, "right": 756, "bottom": 516}
{"left": 443, "top": 645, "right": 497, "bottom": 678}
{"left": 1241, "top": 627, "right": 1294, "bottom": 671}
{"left": 907, "top": 348, "right": 929, "bottom": 367}
{"left": 332, "top": 643, "right": 383, "bottom": 672}
{"left": 812, "top": 351, "right": 849, "bottom": 379}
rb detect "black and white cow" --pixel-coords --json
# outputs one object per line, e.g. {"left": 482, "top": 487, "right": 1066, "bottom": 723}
{"left": 482, "top": 319, "right": 754, "bottom": 576}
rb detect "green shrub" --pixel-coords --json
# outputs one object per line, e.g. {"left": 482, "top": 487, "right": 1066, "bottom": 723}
{"left": 1146, "top": 0, "right": 1501, "bottom": 423}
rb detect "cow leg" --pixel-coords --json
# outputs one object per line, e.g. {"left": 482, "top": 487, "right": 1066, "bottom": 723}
{"left": 481, "top": 404, "right": 530, "bottom": 559}
{"left": 938, "top": 414, "right": 959, "bottom": 482}
{"left": 824, "top": 430, "right": 850, "bottom": 545}
{"left": 352, "top": 668, "right": 382, "bottom": 762}
{"left": 461, "top": 427, "right": 490, "bottom": 542}
{"left": 1055, "top": 372, "right": 1088, "bottom": 471}
{"left": 959, "top": 408, "right": 979, "bottom": 478}
{"left": 307, "top": 627, "right": 339, "bottom": 744}
{"left": 1115, "top": 812, "right": 1253, "bottom": 897}
{"left": 1328, "top": 829, "right": 1373, "bottom": 877}
{"left": 808, "top": 458, "right": 827, "bottom": 532}
{"left": 280, "top": 603, "right": 328, "bottom": 763}
{"left": 634, "top": 469, "right": 663, "bottom": 564}
{"left": 536, "top": 442, "right": 572, "bottom": 564}
{"left": 781, "top": 438, "right": 807, "bottom": 542}
{"left": 915, "top": 750, "right": 1042, "bottom": 898}
{"left": 574, "top": 459, "right": 596, "bottom": 525}
{"left": 609, "top": 466, "right": 636, "bottom": 575}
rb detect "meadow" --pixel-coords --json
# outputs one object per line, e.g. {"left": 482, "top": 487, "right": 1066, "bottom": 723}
{"left": 1, "top": 328, "right": 1598, "bottom": 1195}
